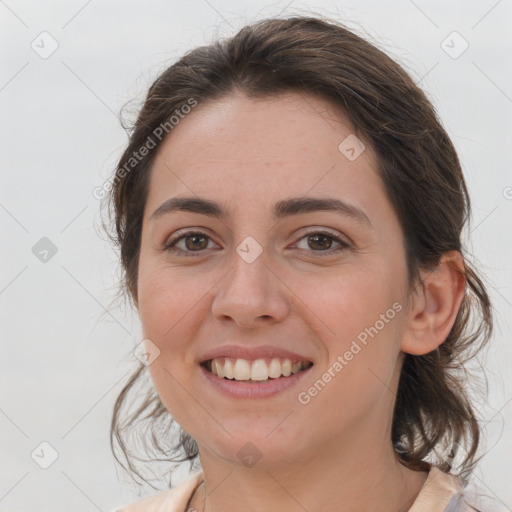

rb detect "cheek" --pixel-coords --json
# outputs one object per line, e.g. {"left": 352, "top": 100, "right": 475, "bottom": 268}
{"left": 138, "top": 261, "right": 203, "bottom": 341}
{"left": 137, "top": 274, "right": 200, "bottom": 410}
{"left": 137, "top": 268, "right": 207, "bottom": 426}
{"left": 293, "top": 261, "right": 404, "bottom": 345}
{"left": 139, "top": 280, "right": 181, "bottom": 340}
{"left": 291, "top": 264, "right": 404, "bottom": 405}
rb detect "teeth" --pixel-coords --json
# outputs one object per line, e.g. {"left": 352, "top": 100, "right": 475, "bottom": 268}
{"left": 208, "top": 357, "right": 311, "bottom": 381}
{"left": 268, "top": 358, "right": 282, "bottom": 379}
{"left": 213, "top": 360, "right": 225, "bottom": 378}
{"left": 251, "top": 359, "right": 269, "bottom": 381}
{"left": 282, "top": 359, "right": 292, "bottom": 377}
{"left": 224, "top": 358, "right": 234, "bottom": 379}
{"left": 234, "top": 359, "right": 251, "bottom": 380}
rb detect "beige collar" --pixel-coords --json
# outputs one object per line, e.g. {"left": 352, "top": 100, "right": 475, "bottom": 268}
{"left": 408, "top": 466, "right": 463, "bottom": 512}
{"left": 117, "top": 465, "right": 465, "bottom": 511}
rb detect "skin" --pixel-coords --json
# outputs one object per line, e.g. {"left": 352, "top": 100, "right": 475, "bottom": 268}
{"left": 136, "top": 91, "right": 466, "bottom": 512}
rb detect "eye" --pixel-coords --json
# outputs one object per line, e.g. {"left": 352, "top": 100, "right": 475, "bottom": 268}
{"left": 164, "top": 230, "right": 218, "bottom": 257}
{"left": 294, "top": 230, "right": 350, "bottom": 254}
{"left": 164, "top": 229, "right": 350, "bottom": 257}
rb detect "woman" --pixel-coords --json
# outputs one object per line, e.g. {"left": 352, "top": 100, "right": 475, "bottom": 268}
{"left": 106, "top": 15, "right": 493, "bottom": 512}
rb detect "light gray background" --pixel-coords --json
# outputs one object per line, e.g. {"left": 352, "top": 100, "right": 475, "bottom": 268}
{"left": 1, "top": 1, "right": 511, "bottom": 511}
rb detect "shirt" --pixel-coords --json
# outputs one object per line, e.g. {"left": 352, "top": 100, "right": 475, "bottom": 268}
{"left": 114, "top": 465, "right": 478, "bottom": 512}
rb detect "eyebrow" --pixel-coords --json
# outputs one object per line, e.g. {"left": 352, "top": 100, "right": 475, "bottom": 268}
{"left": 149, "top": 196, "right": 372, "bottom": 226}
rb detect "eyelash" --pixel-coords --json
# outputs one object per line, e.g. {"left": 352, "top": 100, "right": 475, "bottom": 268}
{"left": 163, "top": 229, "right": 350, "bottom": 257}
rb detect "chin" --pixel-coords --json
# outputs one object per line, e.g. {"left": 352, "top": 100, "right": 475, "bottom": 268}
{"left": 198, "top": 426, "right": 307, "bottom": 470}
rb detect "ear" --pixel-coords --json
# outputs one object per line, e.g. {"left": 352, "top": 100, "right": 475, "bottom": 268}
{"left": 400, "top": 250, "right": 466, "bottom": 355}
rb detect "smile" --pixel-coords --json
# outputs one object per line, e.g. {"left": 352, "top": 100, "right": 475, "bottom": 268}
{"left": 202, "top": 357, "right": 313, "bottom": 382}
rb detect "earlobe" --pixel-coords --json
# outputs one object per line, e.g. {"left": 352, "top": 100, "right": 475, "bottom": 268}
{"left": 400, "top": 251, "right": 466, "bottom": 356}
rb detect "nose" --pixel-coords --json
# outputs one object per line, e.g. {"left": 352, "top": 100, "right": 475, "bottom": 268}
{"left": 211, "top": 248, "right": 290, "bottom": 328}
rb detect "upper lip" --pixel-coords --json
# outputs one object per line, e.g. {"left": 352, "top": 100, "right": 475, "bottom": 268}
{"left": 199, "top": 345, "right": 313, "bottom": 363}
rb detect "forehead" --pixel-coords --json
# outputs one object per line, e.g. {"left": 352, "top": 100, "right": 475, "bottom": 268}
{"left": 144, "top": 91, "right": 388, "bottom": 223}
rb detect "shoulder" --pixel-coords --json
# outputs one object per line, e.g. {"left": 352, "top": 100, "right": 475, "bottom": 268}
{"left": 114, "top": 472, "right": 204, "bottom": 512}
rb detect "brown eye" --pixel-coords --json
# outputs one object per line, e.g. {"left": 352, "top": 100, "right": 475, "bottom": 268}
{"left": 307, "top": 233, "right": 334, "bottom": 251}
{"left": 183, "top": 234, "right": 209, "bottom": 251}
{"left": 165, "top": 231, "right": 216, "bottom": 256}
{"left": 295, "top": 231, "right": 349, "bottom": 254}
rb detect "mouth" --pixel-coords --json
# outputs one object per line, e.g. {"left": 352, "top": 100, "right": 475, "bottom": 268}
{"left": 201, "top": 357, "right": 314, "bottom": 383}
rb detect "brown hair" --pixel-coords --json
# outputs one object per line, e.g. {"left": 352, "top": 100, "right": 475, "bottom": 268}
{"left": 103, "top": 15, "right": 493, "bottom": 487}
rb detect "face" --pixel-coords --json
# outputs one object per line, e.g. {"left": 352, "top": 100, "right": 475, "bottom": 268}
{"left": 137, "top": 92, "right": 412, "bottom": 469}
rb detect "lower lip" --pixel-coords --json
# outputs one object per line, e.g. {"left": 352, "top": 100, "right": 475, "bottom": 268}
{"left": 200, "top": 364, "right": 313, "bottom": 399}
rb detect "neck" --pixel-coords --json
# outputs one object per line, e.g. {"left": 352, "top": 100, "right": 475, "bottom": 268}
{"left": 190, "top": 430, "right": 428, "bottom": 512}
